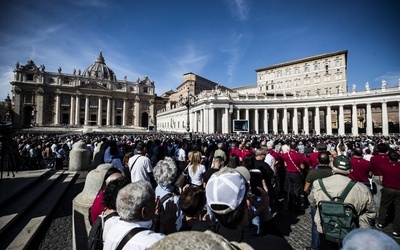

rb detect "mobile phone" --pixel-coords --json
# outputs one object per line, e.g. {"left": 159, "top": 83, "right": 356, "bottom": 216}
{"left": 250, "top": 169, "right": 263, "bottom": 197}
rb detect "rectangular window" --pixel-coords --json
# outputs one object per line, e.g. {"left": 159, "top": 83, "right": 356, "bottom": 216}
{"left": 314, "top": 64, "right": 319, "bottom": 71}
{"left": 25, "top": 92, "right": 33, "bottom": 103}
{"left": 27, "top": 74, "right": 34, "bottom": 81}
{"left": 63, "top": 79, "right": 70, "bottom": 84}
{"left": 304, "top": 65, "right": 309, "bottom": 72}
{"left": 90, "top": 98, "right": 98, "bottom": 107}
{"left": 62, "top": 95, "right": 70, "bottom": 105}
{"left": 116, "top": 99, "right": 123, "bottom": 109}
{"left": 143, "top": 87, "right": 148, "bottom": 93}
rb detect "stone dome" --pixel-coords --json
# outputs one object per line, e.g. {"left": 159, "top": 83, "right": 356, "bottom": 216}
{"left": 82, "top": 51, "right": 116, "bottom": 80}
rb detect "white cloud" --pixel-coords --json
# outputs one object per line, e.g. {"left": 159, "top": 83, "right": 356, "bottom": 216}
{"left": 374, "top": 70, "right": 400, "bottom": 87}
{"left": 226, "top": 0, "right": 249, "bottom": 21}
{"left": 220, "top": 32, "right": 253, "bottom": 85}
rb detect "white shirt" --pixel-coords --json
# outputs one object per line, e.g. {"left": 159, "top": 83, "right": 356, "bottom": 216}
{"left": 188, "top": 164, "right": 206, "bottom": 186}
{"left": 176, "top": 148, "right": 186, "bottom": 162}
{"left": 103, "top": 217, "right": 164, "bottom": 250}
{"left": 128, "top": 154, "right": 153, "bottom": 183}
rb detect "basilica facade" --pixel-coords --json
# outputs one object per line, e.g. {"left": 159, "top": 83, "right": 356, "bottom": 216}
{"left": 10, "top": 52, "right": 166, "bottom": 129}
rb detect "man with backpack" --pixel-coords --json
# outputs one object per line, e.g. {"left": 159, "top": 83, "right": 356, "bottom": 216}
{"left": 308, "top": 155, "right": 376, "bottom": 249}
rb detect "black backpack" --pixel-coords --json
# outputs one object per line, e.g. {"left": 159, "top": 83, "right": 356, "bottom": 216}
{"left": 151, "top": 193, "right": 173, "bottom": 233}
{"left": 88, "top": 211, "right": 118, "bottom": 250}
{"left": 317, "top": 179, "right": 359, "bottom": 244}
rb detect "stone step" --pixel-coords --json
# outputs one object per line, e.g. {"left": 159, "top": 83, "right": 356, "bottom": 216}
{"left": 0, "top": 171, "right": 77, "bottom": 250}
{"left": 0, "top": 169, "right": 52, "bottom": 207}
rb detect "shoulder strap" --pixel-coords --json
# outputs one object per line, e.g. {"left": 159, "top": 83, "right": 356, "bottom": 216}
{"left": 288, "top": 152, "right": 303, "bottom": 176}
{"left": 129, "top": 155, "right": 142, "bottom": 172}
{"left": 116, "top": 227, "right": 147, "bottom": 250}
{"left": 318, "top": 179, "right": 332, "bottom": 200}
{"left": 339, "top": 180, "right": 357, "bottom": 201}
{"left": 159, "top": 193, "right": 173, "bottom": 209}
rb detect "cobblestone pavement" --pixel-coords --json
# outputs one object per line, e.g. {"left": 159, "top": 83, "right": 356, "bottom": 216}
{"left": 34, "top": 172, "right": 399, "bottom": 250}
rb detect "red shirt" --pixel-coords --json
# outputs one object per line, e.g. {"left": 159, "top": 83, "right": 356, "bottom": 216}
{"left": 90, "top": 189, "right": 105, "bottom": 224}
{"left": 281, "top": 150, "right": 304, "bottom": 173}
{"left": 370, "top": 153, "right": 389, "bottom": 175}
{"left": 381, "top": 161, "right": 400, "bottom": 190}
{"left": 309, "top": 152, "right": 319, "bottom": 170}
{"left": 349, "top": 157, "right": 373, "bottom": 183}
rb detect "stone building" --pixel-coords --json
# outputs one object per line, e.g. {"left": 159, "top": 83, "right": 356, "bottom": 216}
{"left": 10, "top": 52, "right": 166, "bottom": 129}
{"left": 156, "top": 51, "right": 400, "bottom": 136}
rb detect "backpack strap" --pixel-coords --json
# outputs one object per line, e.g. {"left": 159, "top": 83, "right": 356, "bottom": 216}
{"left": 159, "top": 193, "right": 173, "bottom": 209}
{"left": 338, "top": 180, "right": 357, "bottom": 202}
{"left": 318, "top": 179, "right": 357, "bottom": 201}
{"left": 129, "top": 155, "right": 142, "bottom": 172}
{"left": 116, "top": 227, "right": 147, "bottom": 250}
{"left": 318, "top": 179, "right": 332, "bottom": 200}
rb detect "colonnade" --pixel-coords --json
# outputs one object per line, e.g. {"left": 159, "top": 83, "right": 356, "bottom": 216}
{"left": 157, "top": 99, "right": 400, "bottom": 136}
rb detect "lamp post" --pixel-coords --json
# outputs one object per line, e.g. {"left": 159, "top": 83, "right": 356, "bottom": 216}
{"left": 5, "top": 93, "right": 12, "bottom": 124}
{"left": 179, "top": 87, "right": 197, "bottom": 136}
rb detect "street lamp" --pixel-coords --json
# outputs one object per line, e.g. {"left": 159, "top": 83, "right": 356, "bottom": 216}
{"left": 5, "top": 93, "right": 12, "bottom": 123}
{"left": 179, "top": 86, "right": 197, "bottom": 135}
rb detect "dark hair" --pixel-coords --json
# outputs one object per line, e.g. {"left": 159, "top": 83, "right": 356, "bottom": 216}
{"left": 243, "top": 155, "right": 255, "bottom": 170}
{"left": 290, "top": 142, "right": 297, "bottom": 150}
{"left": 226, "top": 155, "right": 239, "bottom": 168}
{"left": 365, "top": 148, "right": 371, "bottom": 154}
{"left": 212, "top": 200, "right": 246, "bottom": 230}
{"left": 353, "top": 147, "right": 363, "bottom": 157}
{"left": 377, "top": 143, "right": 389, "bottom": 153}
{"left": 136, "top": 142, "right": 145, "bottom": 152}
{"left": 102, "top": 177, "right": 130, "bottom": 209}
{"left": 179, "top": 186, "right": 206, "bottom": 217}
{"left": 318, "top": 151, "right": 330, "bottom": 165}
{"left": 388, "top": 151, "right": 399, "bottom": 162}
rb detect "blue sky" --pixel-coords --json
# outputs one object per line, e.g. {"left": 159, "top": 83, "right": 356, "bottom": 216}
{"left": 0, "top": 0, "right": 399, "bottom": 102}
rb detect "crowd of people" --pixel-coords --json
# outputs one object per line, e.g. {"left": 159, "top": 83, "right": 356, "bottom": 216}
{"left": 2, "top": 132, "right": 400, "bottom": 249}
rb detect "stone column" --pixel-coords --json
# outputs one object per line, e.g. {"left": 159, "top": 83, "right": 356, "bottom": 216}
{"left": 106, "top": 98, "right": 111, "bottom": 126}
{"left": 303, "top": 107, "right": 309, "bottom": 135}
{"left": 352, "top": 104, "right": 358, "bottom": 136}
{"left": 366, "top": 103, "right": 373, "bottom": 136}
{"left": 70, "top": 95, "right": 75, "bottom": 125}
{"left": 237, "top": 109, "right": 240, "bottom": 119}
{"left": 111, "top": 99, "right": 116, "bottom": 126}
{"left": 209, "top": 108, "right": 215, "bottom": 134}
{"left": 245, "top": 108, "right": 249, "bottom": 120}
{"left": 122, "top": 99, "right": 127, "bottom": 126}
{"left": 75, "top": 96, "right": 80, "bottom": 125}
{"left": 273, "top": 108, "right": 278, "bottom": 134}
{"left": 36, "top": 92, "right": 44, "bottom": 126}
{"left": 134, "top": 98, "right": 140, "bottom": 127}
{"left": 283, "top": 107, "right": 288, "bottom": 134}
{"left": 199, "top": 109, "right": 203, "bottom": 133}
{"left": 338, "top": 105, "right": 344, "bottom": 135}
{"left": 326, "top": 105, "right": 332, "bottom": 135}
{"left": 224, "top": 108, "right": 229, "bottom": 134}
{"left": 204, "top": 108, "right": 209, "bottom": 133}
{"left": 254, "top": 108, "right": 259, "bottom": 134}
{"left": 55, "top": 94, "right": 60, "bottom": 125}
{"left": 381, "top": 101, "right": 388, "bottom": 135}
{"left": 264, "top": 109, "right": 269, "bottom": 134}
{"left": 314, "top": 107, "right": 320, "bottom": 135}
{"left": 98, "top": 97, "right": 102, "bottom": 126}
{"left": 293, "top": 108, "right": 298, "bottom": 134}
{"left": 84, "top": 96, "right": 89, "bottom": 126}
